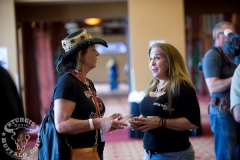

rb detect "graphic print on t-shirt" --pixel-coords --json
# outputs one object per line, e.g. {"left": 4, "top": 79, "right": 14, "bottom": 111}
{"left": 153, "top": 102, "right": 174, "bottom": 111}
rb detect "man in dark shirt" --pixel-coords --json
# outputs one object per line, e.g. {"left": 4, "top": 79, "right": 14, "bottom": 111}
{"left": 0, "top": 65, "right": 25, "bottom": 160}
{"left": 202, "top": 21, "right": 239, "bottom": 160}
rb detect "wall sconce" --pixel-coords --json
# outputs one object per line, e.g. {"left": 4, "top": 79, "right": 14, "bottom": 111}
{"left": 31, "top": 21, "right": 36, "bottom": 28}
{"left": 84, "top": 18, "right": 101, "bottom": 26}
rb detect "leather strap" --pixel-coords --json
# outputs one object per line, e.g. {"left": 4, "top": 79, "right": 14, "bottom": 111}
{"left": 70, "top": 70, "right": 99, "bottom": 146}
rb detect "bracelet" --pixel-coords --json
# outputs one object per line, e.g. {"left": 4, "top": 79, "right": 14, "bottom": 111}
{"left": 159, "top": 118, "right": 162, "bottom": 127}
{"left": 163, "top": 118, "right": 167, "bottom": 128}
{"left": 162, "top": 118, "right": 164, "bottom": 128}
{"left": 88, "top": 119, "right": 95, "bottom": 130}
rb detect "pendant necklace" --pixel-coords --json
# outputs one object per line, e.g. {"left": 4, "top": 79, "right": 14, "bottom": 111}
{"left": 155, "top": 88, "right": 162, "bottom": 92}
{"left": 156, "top": 80, "right": 166, "bottom": 92}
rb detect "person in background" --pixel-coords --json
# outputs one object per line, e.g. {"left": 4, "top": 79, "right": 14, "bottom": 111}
{"left": 202, "top": 21, "right": 239, "bottom": 160}
{"left": 0, "top": 65, "right": 25, "bottom": 160}
{"left": 231, "top": 64, "right": 240, "bottom": 123}
{"left": 106, "top": 57, "right": 118, "bottom": 90}
{"left": 230, "top": 64, "right": 240, "bottom": 159}
{"left": 53, "top": 28, "right": 127, "bottom": 160}
{"left": 129, "top": 43, "right": 201, "bottom": 160}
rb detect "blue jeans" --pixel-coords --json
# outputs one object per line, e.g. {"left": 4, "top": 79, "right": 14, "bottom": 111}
{"left": 209, "top": 105, "right": 239, "bottom": 160}
{"left": 143, "top": 145, "right": 195, "bottom": 160}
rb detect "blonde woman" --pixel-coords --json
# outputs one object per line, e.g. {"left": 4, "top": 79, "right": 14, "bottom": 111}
{"left": 129, "top": 43, "right": 200, "bottom": 160}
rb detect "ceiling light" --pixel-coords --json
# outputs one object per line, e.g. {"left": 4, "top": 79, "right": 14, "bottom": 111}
{"left": 84, "top": 18, "right": 101, "bottom": 26}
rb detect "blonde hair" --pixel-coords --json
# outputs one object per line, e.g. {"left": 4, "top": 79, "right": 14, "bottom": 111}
{"left": 146, "top": 43, "right": 195, "bottom": 116}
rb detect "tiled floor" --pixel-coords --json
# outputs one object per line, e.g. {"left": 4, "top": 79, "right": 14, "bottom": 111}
{"left": 18, "top": 83, "right": 215, "bottom": 160}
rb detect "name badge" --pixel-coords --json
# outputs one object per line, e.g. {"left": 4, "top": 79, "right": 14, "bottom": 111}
{"left": 100, "top": 129, "right": 105, "bottom": 142}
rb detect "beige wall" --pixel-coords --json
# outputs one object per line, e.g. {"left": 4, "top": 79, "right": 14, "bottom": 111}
{"left": 128, "top": 0, "right": 185, "bottom": 91}
{"left": 0, "top": 0, "right": 19, "bottom": 87}
{"left": 1, "top": 0, "right": 185, "bottom": 91}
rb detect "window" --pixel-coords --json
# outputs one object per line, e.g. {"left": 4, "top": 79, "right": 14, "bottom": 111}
{"left": 96, "top": 42, "right": 127, "bottom": 54}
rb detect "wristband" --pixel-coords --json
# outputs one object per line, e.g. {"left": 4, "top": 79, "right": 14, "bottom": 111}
{"left": 88, "top": 119, "right": 95, "bottom": 130}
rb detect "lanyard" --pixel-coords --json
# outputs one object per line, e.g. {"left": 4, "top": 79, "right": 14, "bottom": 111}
{"left": 70, "top": 70, "right": 100, "bottom": 113}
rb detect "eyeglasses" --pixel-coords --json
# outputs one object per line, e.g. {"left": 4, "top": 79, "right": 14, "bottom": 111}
{"left": 217, "top": 31, "right": 237, "bottom": 36}
{"left": 217, "top": 32, "right": 224, "bottom": 35}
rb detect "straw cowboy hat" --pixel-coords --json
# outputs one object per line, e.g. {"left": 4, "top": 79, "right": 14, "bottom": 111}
{"left": 61, "top": 28, "right": 108, "bottom": 55}
{"left": 56, "top": 28, "right": 108, "bottom": 71}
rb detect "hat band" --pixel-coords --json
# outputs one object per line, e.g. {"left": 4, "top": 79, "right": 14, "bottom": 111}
{"left": 61, "top": 29, "right": 93, "bottom": 52}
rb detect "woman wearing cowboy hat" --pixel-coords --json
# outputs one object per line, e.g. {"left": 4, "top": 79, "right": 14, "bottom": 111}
{"left": 52, "top": 28, "right": 127, "bottom": 160}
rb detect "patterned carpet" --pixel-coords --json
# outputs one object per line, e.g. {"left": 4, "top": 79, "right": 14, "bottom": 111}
{"left": 19, "top": 83, "right": 215, "bottom": 160}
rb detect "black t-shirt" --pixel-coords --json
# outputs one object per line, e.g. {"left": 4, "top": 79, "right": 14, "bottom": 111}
{"left": 139, "top": 82, "right": 200, "bottom": 153}
{"left": 52, "top": 72, "right": 105, "bottom": 153}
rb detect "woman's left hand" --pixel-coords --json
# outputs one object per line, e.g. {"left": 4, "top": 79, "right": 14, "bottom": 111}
{"left": 129, "top": 116, "right": 160, "bottom": 132}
